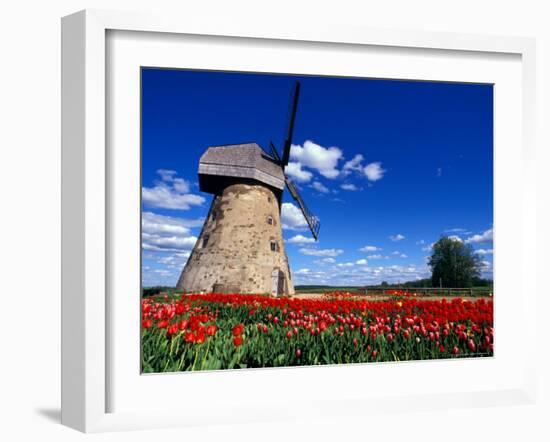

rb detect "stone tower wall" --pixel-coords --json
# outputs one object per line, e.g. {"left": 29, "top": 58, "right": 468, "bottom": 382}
{"left": 176, "top": 183, "right": 295, "bottom": 295}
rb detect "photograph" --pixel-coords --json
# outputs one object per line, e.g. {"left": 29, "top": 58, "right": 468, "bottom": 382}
{"left": 140, "top": 68, "right": 494, "bottom": 373}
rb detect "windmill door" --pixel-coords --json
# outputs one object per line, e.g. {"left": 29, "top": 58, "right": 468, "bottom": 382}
{"left": 271, "top": 269, "right": 285, "bottom": 297}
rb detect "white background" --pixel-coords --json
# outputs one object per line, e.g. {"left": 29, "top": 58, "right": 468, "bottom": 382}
{"left": 1, "top": 1, "right": 548, "bottom": 441}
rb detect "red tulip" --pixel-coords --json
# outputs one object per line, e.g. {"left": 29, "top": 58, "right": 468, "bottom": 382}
{"left": 232, "top": 324, "right": 244, "bottom": 336}
{"left": 167, "top": 324, "right": 179, "bottom": 337}
{"left": 196, "top": 331, "right": 206, "bottom": 344}
{"left": 233, "top": 336, "right": 243, "bottom": 346}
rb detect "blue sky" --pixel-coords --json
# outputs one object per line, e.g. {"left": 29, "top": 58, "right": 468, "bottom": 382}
{"left": 141, "top": 68, "right": 493, "bottom": 287}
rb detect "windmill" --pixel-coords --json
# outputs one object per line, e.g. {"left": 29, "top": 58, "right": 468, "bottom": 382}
{"left": 176, "top": 81, "right": 320, "bottom": 296}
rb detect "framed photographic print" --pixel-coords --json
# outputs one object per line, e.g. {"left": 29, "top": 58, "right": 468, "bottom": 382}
{"left": 139, "top": 68, "right": 494, "bottom": 374}
{"left": 61, "top": 9, "right": 537, "bottom": 432}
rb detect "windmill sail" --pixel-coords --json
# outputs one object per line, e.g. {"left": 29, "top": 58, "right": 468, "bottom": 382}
{"left": 285, "top": 176, "right": 320, "bottom": 240}
{"left": 280, "top": 81, "right": 301, "bottom": 167}
{"left": 269, "top": 141, "right": 282, "bottom": 163}
{"left": 272, "top": 81, "right": 320, "bottom": 241}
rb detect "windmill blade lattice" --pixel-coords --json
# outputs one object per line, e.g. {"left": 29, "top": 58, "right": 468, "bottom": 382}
{"left": 285, "top": 176, "right": 320, "bottom": 240}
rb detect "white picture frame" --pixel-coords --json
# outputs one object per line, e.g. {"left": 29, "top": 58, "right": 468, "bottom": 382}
{"left": 61, "top": 9, "right": 537, "bottom": 433}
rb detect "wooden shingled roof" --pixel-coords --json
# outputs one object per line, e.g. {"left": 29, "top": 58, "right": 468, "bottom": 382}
{"left": 198, "top": 143, "right": 285, "bottom": 191}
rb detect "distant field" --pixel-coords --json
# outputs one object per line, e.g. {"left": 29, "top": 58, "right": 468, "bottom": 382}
{"left": 294, "top": 286, "right": 364, "bottom": 294}
{"left": 143, "top": 286, "right": 493, "bottom": 298}
{"left": 294, "top": 286, "right": 493, "bottom": 297}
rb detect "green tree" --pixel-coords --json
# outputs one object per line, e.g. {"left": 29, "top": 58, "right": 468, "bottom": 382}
{"left": 428, "top": 237, "right": 481, "bottom": 288}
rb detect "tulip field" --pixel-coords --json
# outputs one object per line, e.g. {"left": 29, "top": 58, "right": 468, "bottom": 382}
{"left": 141, "top": 292, "right": 493, "bottom": 373}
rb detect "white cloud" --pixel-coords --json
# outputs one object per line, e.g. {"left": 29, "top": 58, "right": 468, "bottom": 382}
{"left": 314, "top": 257, "right": 336, "bottom": 265}
{"left": 343, "top": 155, "right": 386, "bottom": 182}
{"left": 355, "top": 259, "right": 368, "bottom": 265}
{"left": 142, "top": 185, "right": 205, "bottom": 210}
{"left": 157, "top": 169, "right": 177, "bottom": 182}
{"left": 142, "top": 232, "right": 197, "bottom": 252}
{"left": 422, "top": 243, "right": 434, "bottom": 252}
{"left": 343, "top": 154, "right": 364, "bottom": 172}
{"left": 340, "top": 183, "right": 359, "bottom": 191}
{"left": 293, "top": 268, "right": 328, "bottom": 284}
{"left": 285, "top": 162, "right": 313, "bottom": 183}
{"left": 172, "top": 178, "right": 191, "bottom": 194}
{"left": 281, "top": 203, "right": 308, "bottom": 230}
{"left": 364, "top": 162, "right": 386, "bottom": 181}
{"left": 389, "top": 234, "right": 405, "bottom": 242}
{"left": 389, "top": 251, "right": 407, "bottom": 258}
{"left": 142, "top": 246, "right": 194, "bottom": 287}
{"left": 336, "top": 262, "right": 355, "bottom": 267}
{"left": 142, "top": 170, "right": 205, "bottom": 210}
{"left": 416, "top": 239, "right": 426, "bottom": 245}
{"left": 445, "top": 227, "right": 469, "bottom": 233}
{"left": 367, "top": 254, "right": 388, "bottom": 260}
{"left": 290, "top": 140, "right": 343, "bottom": 179}
{"left": 360, "top": 264, "right": 428, "bottom": 280}
{"left": 480, "top": 260, "right": 493, "bottom": 272}
{"left": 298, "top": 248, "right": 343, "bottom": 257}
{"left": 155, "top": 251, "right": 191, "bottom": 270}
{"left": 359, "top": 245, "right": 381, "bottom": 252}
{"left": 141, "top": 211, "right": 202, "bottom": 253}
{"left": 286, "top": 234, "right": 316, "bottom": 244}
{"left": 436, "top": 167, "right": 442, "bottom": 177}
{"left": 310, "top": 181, "right": 330, "bottom": 194}
{"left": 474, "top": 248, "right": 494, "bottom": 255}
{"left": 142, "top": 212, "right": 204, "bottom": 236}
{"left": 465, "top": 228, "right": 493, "bottom": 244}
{"left": 447, "top": 235, "right": 463, "bottom": 242}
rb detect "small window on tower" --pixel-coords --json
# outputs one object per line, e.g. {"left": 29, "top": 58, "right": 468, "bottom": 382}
{"left": 270, "top": 240, "right": 277, "bottom": 252}
{"left": 268, "top": 196, "right": 272, "bottom": 203}
{"left": 211, "top": 211, "right": 217, "bottom": 221}
{"left": 267, "top": 216, "right": 273, "bottom": 225}
{"left": 202, "top": 235, "right": 210, "bottom": 248}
